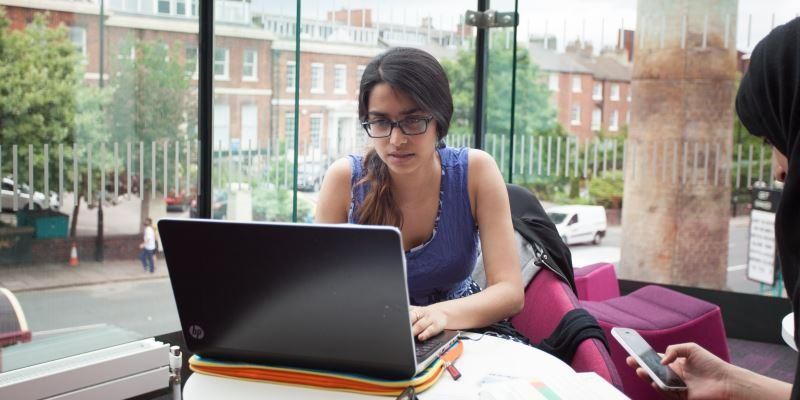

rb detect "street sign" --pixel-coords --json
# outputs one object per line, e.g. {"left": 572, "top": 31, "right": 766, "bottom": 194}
{"left": 746, "top": 187, "right": 782, "bottom": 285}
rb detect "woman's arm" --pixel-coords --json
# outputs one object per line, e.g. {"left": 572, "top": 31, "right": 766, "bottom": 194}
{"left": 413, "top": 149, "right": 524, "bottom": 340}
{"left": 314, "top": 158, "right": 353, "bottom": 224}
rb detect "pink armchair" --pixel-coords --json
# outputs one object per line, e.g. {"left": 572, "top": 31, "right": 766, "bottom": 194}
{"left": 511, "top": 267, "right": 623, "bottom": 390}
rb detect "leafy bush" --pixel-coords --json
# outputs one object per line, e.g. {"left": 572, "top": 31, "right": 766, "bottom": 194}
{"left": 251, "top": 188, "right": 313, "bottom": 223}
{"left": 588, "top": 171, "right": 624, "bottom": 209}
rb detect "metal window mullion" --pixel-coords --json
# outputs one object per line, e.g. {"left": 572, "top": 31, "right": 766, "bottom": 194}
{"left": 736, "top": 143, "right": 741, "bottom": 189}
{"left": 12, "top": 145, "right": 18, "bottom": 211}
{"left": 602, "top": 139, "right": 608, "bottom": 176}
{"left": 574, "top": 137, "right": 580, "bottom": 178}
{"left": 554, "top": 137, "right": 560, "bottom": 177}
{"left": 139, "top": 142, "right": 144, "bottom": 199}
{"left": 58, "top": 144, "right": 64, "bottom": 207}
{"left": 28, "top": 144, "right": 34, "bottom": 210}
{"left": 44, "top": 144, "right": 50, "bottom": 208}
{"left": 747, "top": 144, "right": 753, "bottom": 188}
{"left": 87, "top": 144, "right": 93, "bottom": 205}
{"left": 100, "top": 143, "right": 106, "bottom": 207}
{"left": 185, "top": 140, "right": 191, "bottom": 198}
{"left": 537, "top": 136, "right": 543, "bottom": 176}
{"left": 612, "top": 139, "right": 618, "bottom": 173}
{"left": 175, "top": 141, "right": 180, "bottom": 196}
{"left": 582, "top": 138, "right": 589, "bottom": 178}
{"left": 127, "top": 142, "right": 132, "bottom": 199}
{"left": 152, "top": 141, "right": 156, "bottom": 199}
{"left": 73, "top": 144, "right": 78, "bottom": 206}
{"left": 114, "top": 142, "right": 119, "bottom": 200}
{"left": 163, "top": 140, "right": 169, "bottom": 198}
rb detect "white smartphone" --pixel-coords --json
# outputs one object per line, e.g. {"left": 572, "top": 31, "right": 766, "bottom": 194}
{"left": 611, "top": 327, "right": 688, "bottom": 391}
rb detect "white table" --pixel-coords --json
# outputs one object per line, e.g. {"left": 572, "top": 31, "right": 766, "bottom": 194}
{"left": 183, "top": 335, "right": 628, "bottom": 399}
{"left": 782, "top": 312, "right": 796, "bottom": 351}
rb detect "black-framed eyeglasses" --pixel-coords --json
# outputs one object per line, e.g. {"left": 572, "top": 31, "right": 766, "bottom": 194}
{"left": 361, "top": 116, "right": 434, "bottom": 138}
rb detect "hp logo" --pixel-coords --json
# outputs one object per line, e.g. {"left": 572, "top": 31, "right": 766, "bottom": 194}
{"left": 188, "top": 325, "right": 205, "bottom": 340}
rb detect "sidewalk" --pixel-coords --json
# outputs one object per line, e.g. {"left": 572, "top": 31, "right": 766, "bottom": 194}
{"left": 0, "top": 258, "right": 169, "bottom": 292}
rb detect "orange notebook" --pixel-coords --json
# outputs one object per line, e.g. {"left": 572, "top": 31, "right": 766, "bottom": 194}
{"left": 189, "top": 340, "right": 463, "bottom": 396}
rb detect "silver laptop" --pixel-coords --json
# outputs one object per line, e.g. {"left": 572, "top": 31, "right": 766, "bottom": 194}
{"left": 158, "top": 219, "right": 459, "bottom": 379}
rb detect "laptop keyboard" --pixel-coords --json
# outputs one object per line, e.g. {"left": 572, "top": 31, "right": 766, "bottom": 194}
{"left": 414, "top": 333, "right": 450, "bottom": 360}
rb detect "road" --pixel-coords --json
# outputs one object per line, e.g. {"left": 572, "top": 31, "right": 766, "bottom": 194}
{"left": 17, "top": 279, "right": 179, "bottom": 336}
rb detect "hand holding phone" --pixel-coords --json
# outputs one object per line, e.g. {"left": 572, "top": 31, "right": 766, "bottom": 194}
{"left": 611, "top": 327, "right": 688, "bottom": 391}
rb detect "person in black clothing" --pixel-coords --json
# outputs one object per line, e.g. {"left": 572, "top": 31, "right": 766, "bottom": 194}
{"left": 626, "top": 17, "right": 799, "bottom": 399}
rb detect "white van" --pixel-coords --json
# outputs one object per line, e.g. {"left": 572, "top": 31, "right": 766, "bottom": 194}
{"left": 546, "top": 205, "right": 608, "bottom": 245}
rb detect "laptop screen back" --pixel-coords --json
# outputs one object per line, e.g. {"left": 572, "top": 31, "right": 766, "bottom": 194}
{"left": 158, "top": 219, "right": 418, "bottom": 379}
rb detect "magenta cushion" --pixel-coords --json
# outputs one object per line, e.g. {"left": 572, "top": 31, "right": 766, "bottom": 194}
{"left": 582, "top": 285, "right": 729, "bottom": 400}
{"left": 574, "top": 262, "right": 620, "bottom": 301}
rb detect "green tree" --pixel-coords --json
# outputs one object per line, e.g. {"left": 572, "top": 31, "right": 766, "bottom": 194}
{"left": 441, "top": 35, "right": 558, "bottom": 139}
{"left": 108, "top": 35, "right": 194, "bottom": 224}
{"left": 441, "top": 34, "right": 568, "bottom": 197}
{"left": 0, "top": 9, "right": 79, "bottom": 195}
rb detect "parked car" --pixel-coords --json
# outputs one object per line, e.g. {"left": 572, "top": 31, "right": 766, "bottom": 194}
{"left": 189, "top": 191, "right": 227, "bottom": 219}
{"left": 546, "top": 205, "right": 607, "bottom": 245}
{"left": 165, "top": 190, "right": 190, "bottom": 212}
{"left": 1, "top": 177, "right": 60, "bottom": 211}
{"left": 296, "top": 163, "right": 326, "bottom": 192}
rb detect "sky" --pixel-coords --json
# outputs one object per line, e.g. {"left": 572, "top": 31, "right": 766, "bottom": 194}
{"left": 250, "top": 0, "right": 800, "bottom": 53}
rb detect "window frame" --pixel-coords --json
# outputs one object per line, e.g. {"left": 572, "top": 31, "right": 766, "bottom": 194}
{"left": 310, "top": 62, "right": 325, "bottom": 94}
{"left": 213, "top": 47, "right": 229, "bottom": 80}
{"left": 609, "top": 109, "right": 619, "bottom": 132}
{"left": 69, "top": 26, "right": 87, "bottom": 60}
{"left": 610, "top": 83, "right": 620, "bottom": 101}
{"left": 592, "top": 82, "right": 602, "bottom": 100}
{"left": 334, "top": 64, "right": 347, "bottom": 94}
{"left": 240, "top": 103, "right": 258, "bottom": 150}
{"left": 571, "top": 75, "right": 582, "bottom": 93}
{"left": 242, "top": 49, "right": 258, "bottom": 81}
{"left": 286, "top": 61, "right": 296, "bottom": 93}
{"left": 156, "top": 0, "right": 171, "bottom": 14}
{"left": 591, "top": 108, "right": 602, "bottom": 131}
{"left": 309, "top": 113, "right": 323, "bottom": 150}
{"left": 570, "top": 104, "right": 581, "bottom": 126}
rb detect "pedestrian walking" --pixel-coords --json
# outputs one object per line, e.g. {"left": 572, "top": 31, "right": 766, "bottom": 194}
{"left": 139, "top": 218, "right": 156, "bottom": 273}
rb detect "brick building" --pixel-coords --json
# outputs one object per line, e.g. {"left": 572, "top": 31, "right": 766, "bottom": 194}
{"left": 529, "top": 42, "right": 632, "bottom": 141}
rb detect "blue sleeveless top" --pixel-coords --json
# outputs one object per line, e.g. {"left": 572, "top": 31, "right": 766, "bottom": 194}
{"left": 348, "top": 147, "right": 480, "bottom": 306}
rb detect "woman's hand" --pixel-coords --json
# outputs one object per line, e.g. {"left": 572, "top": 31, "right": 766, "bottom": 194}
{"left": 409, "top": 305, "right": 448, "bottom": 341}
{"left": 626, "top": 342, "right": 732, "bottom": 400}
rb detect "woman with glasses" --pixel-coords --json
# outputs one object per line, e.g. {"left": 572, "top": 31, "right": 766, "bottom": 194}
{"left": 626, "top": 18, "right": 799, "bottom": 399}
{"left": 316, "top": 47, "right": 525, "bottom": 342}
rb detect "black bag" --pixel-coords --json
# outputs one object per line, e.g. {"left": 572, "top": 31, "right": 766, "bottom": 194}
{"left": 506, "top": 184, "right": 577, "bottom": 294}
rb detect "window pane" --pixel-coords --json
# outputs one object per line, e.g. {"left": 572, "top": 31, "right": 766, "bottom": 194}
{"left": 157, "top": 0, "right": 170, "bottom": 14}
{"left": 241, "top": 103, "right": 258, "bottom": 149}
{"left": 0, "top": 1, "right": 199, "bottom": 376}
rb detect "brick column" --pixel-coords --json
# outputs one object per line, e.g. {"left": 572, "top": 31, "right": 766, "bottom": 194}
{"left": 620, "top": 0, "right": 737, "bottom": 289}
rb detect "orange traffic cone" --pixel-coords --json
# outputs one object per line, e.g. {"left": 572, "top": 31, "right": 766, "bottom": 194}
{"left": 69, "top": 241, "right": 79, "bottom": 266}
